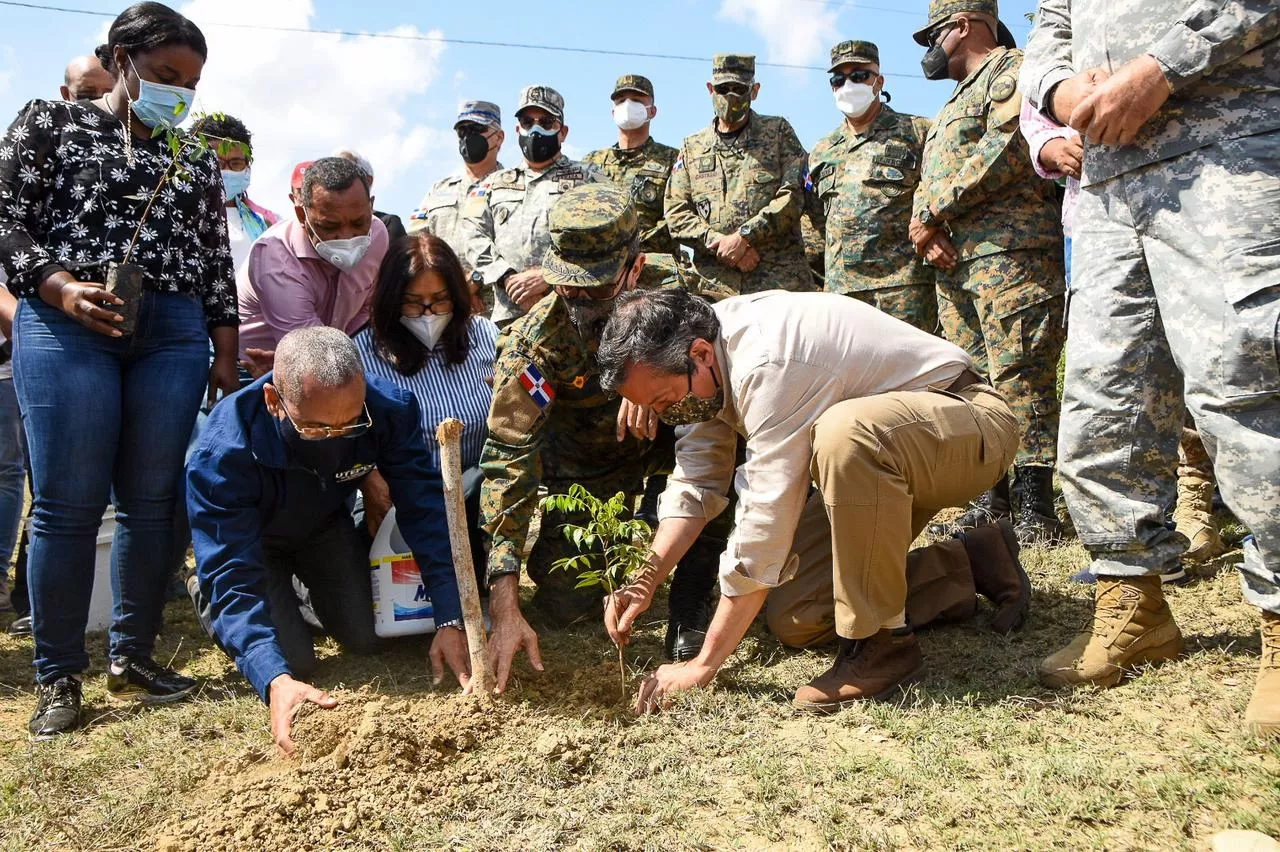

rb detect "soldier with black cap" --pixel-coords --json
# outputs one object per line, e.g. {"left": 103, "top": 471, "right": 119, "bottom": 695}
{"left": 665, "top": 54, "right": 811, "bottom": 295}
{"left": 809, "top": 40, "right": 937, "bottom": 333}
{"left": 480, "top": 184, "right": 723, "bottom": 693}
{"left": 459, "top": 85, "right": 600, "bottom": 327}
{"left": 585, "top": 75, "right": 679, "bottom": 257}
{"left": 910, "top": 0, "right": 1067, "bottom": 546}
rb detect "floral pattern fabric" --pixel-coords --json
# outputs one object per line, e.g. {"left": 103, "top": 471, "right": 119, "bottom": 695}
{"left": 0, "top": 99, "right": 237, "bottom": 327}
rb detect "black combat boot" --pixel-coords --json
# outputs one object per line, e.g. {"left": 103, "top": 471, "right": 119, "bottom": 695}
{"left": 665, "top": 536, "right": 723, "bottom": 661}
{"left": 1012, "top": 465, "right": 1063, "bottom": 545}
{"left": 636, "top": 475, "right": 666, "bottom": 527}
{"left": 927, "top": 474, "right": 1012, "bottom": 537}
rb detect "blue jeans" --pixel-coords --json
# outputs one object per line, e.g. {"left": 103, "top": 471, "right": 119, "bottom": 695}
{"left": 0, "top": 377, "right": 27, "bottom": 568}
{"left": 13, "top": 293, "right": 209, "bottom": 682}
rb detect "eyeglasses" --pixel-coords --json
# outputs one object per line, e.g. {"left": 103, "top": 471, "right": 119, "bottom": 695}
{"left": 927, "top": 21, "right": 960, "bottom": 47}
{"left": 557, "top": 254, "right": 637, "bottom": 302}
{"left": 401, "top": 294, "right": 454, "bottom": 317}
{"left": 517, "top": 114, "right": 561, "bottom": 131}
{"left": 829, "top": 70, "right": 876, "bottom": 88}
{"left": 219, "top": 158, "right": 250, "bottom": 172}
{"left": 712, "top": 83, "right": 750, "bottom": 97}
{"left": 455, "top": 123, "right": 491, "bottom": 137}
{"left": 280, "top": 398, "right": 373, "bottom": 441}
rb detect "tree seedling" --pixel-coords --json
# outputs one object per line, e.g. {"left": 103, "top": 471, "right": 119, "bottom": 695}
{"left": 539, "top": 484, "right": 654, "bottom": 697}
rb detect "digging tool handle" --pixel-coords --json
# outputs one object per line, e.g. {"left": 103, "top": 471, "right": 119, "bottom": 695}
{"left": 435, "top": 418, "right": 496, "bottom": 697}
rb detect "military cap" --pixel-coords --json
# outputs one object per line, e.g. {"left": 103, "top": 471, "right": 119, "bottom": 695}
{"left": 454, "top": 99, "right": 502, "bottom": 130}
{"left": 516, "top": 85, "right": 565, "bottom": 120}
{"left": 712, "top": 54, "right": 755, "bottom": 85}
{"left": 544, "top": 184, "right": 639, "bottom": 289}
{"left": 612, "top": 74, "right": 654, "bottom": 100}
{"left": 828, "top": 40, "right": 880, "bottom": 72}
{"left": 912, "top": 0, "right": 1017, "bottom": 49}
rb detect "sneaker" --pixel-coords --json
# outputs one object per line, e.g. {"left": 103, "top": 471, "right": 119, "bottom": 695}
{"left": 29, "top": 676, "right": 83, "bottom": 741}
{"left": 106, "top": 656, "right": 199, "bottom": 705}
{"left": 8, "top": 614, "right": 32, "bottom": 635}
{"left": 1070, "top": 565, "right": 1189, "bottom": 586}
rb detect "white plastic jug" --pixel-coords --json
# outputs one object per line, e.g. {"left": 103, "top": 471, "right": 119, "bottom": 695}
{"left": 369, "top": 507, "right": 436, "bottom": 638}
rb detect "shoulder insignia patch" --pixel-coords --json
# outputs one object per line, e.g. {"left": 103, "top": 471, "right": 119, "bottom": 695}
{"left": 502, "top": 171, "right": 519, "bottom": 184}
{"left": 989, "top": 73, "right": 1017, "bottom": 104}
{"left": 673, "top": 153, "right": 685, "bottom": 172}
{"left": 519, "top": 364, "right": 556, "bottom": 409}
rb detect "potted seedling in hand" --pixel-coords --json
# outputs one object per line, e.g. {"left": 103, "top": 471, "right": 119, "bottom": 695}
{"left": 539, "top": 484, "right": 654, "bottom": 697}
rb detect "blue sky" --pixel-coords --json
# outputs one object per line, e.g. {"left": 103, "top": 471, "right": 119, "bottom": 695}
{"left": 0, "top": 0, "right": 1040, "bottom": 220}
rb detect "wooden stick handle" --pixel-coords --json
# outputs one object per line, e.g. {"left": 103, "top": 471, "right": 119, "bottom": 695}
{"left": 435, "top": 418, "right": 496, "bottom": 697}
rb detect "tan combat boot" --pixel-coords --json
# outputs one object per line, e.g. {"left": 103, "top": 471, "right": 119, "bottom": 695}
{"left": 793, "top": 629, "right": 923, "bottom": 714}
{"left": 1039, "top": 575, "right": 1183, "bottom": 688}
{"left": 1171, "top": 473, "right": 1226, "bottom": 563}
{"left": 1245, "top": 611, "right": 1280, "bottom": 738}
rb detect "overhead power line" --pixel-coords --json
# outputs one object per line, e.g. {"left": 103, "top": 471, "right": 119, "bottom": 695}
{"left": 788, "top": 0, "right": 1033, "bottom": 29}
{"left": 0, "top": 0, "right": 948, "bottom": 79}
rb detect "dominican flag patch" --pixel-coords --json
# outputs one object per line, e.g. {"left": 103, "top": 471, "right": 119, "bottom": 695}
{"left": 519, "top": 364, "right": 555, "bottom": 409}
{"left": 803, "top": 166, "right": 812, "bottom": 192}
{"left": 468, "top": 185, "right": 489, "bottom": 199}
{"left": 673, "top": 153, "right": 684, "bottom": 172}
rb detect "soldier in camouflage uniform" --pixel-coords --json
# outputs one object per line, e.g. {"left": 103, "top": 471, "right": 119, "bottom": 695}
{"left": 480, "top": 184, "right": 724, "bottom": 688}
{"left": 665, "top": 54, "right": 812, "bottom": 295}
{"left": 1022, "top": 0, "right": 1280, "bottom": 736}
{"left": 809, "top": 40, "right": 937, "bottom": 333}
{"left": 459, "top": 85, "right": 600, "bottom": 327}
{"left": 407, "top": 100, "right": 504, "bottom": 252}
{"left": 911, "top": 0, "right": 1066, "bottom": 545}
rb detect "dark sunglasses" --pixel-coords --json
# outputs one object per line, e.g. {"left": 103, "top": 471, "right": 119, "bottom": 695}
{"left": 517, "top": 114, "right": 561, "bottom": 131}
{"left": 829, "top": 70, "right": 876, "bottom": 88}
{"left": 455, "top": 122, "right": 492, "bottom": 137}
{"left": 712, "top": 83, "right": 750, "bottom": 97}
{"left": 928, "top": 21, "right": 960, "bottom": 47}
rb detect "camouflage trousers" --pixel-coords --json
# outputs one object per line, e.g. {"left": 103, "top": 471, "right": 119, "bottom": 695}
{"left": 845, "top": 284, "right": 941, "bottom": 336}
{"left": 1058, "top": 131, "right": 1280, "bottom": 611}
{"left": 936, "top": 249, "right": 1066, "bottom": 466}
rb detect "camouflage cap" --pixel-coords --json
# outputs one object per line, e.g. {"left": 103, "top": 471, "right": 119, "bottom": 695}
{"left": 544, "top": 184, "right": 639, "bottom": 289}
{"left": 516, "top": 85, "right": 565, "bottom": 120}
{"left": 454, "top": 99, "right": 502, "bottom": 130}
{"left": 611, "top": 74, "right": 654, "bottom": 100}
{"left": 712, "top": 54, "right": 755, "bottom": 85}
{"left": 828, "top": 40, "right": 880, "bottom": 72}
{"left": 912, "top": 0, "right": 1017, "bottom": 49}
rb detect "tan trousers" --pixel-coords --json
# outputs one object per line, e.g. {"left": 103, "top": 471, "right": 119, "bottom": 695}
{"left": 766, "top": 384, "right": 1019, "bottom": 643}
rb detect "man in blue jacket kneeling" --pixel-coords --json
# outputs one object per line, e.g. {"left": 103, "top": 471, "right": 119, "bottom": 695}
{"left": 187, "top": 326, "right": 470, "bottom": 753}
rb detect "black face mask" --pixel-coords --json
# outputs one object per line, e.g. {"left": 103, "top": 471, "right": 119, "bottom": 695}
{"left": 277, "top": 416, "right": 357, "bottom": 477}
{"left": 459, "top": 131, "right": 490, "bottom": 165}
{"left": 519, "top": 128, "right": 561, "bottom": 164}
{"left": 921, "top": 41, "right": 952, "bottom": 80}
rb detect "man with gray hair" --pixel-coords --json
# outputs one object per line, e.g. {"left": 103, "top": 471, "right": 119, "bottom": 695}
{"left": 186, "top": 327, "right": 470, "bottom": 754}
{"left": 597, "top": 289, "right": 1031, "bottom": 714}
{"left": 334, "top": 148, "right": 407, "bottom": 243}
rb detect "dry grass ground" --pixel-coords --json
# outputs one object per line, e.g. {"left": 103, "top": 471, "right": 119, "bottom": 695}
{"left": 0, "top": 535, "right": 1277, "bottom": 851}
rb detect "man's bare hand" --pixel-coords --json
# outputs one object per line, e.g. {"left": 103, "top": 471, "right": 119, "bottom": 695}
{"left": 268, "top": 674, "right": 337, "bottom": 756}
{"left": 241, "top": 348, "right": 275, "bottom": 379}
{"left": 712, "top": 232, "right": 751, "bottom": 266}
{"left": 506, "top": 269, "right": 549, "bottom": 312}
{"left": 909, "top": 216, "right": 939, "bottom": 253}
{"left": 923, "top": 232, "right": 959, "bottom": 271}
{"left": 604, "top": 567, "right": 662, "bottom": 648}
{"left": 634, "top": 661, "right": 714, "bottom": 714}
{"left": 1070, "top": 55, "right": 1171, "bottom": 147}
{"left": 1039, "top": 135, "right": 1084, "bottom": 179}
{"left": 359, "top": 469, "right": 392, "bottom": 536}
{"left": 1050, "top": 67, "right": 1110, "bottom": 126}
{"left": 487, "top": 575, "right": 544, "bottom": 694}
{"left": 616, "top": 399, "right": 659, "bottom": 442}
{"left": 734, "top": 245, "right": 761, "bottom": 273}
{"left": 429, "top": 626, "right": 473, "bottom": 692}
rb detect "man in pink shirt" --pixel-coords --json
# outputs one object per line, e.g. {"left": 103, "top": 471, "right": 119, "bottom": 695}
{"left": 238, "top": 157, "right": 389, "bottom": 374}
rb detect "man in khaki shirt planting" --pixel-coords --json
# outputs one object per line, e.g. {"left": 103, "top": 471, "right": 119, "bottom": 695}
{"left": 596, "top": 289, "right": 1028, "bottom": 713}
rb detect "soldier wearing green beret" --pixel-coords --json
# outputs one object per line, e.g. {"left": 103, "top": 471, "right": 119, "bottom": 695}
{"left": 910, "top": 0, "right": 1067, "bottom": 545}
{"left": 665, "top": 54, "right": 813, "bottom": 295}
{"left": 480, "top": 184, "right": 722, "bottom": 692}
{"left": 808, "top": 40, "right": 937, "bottom": 334}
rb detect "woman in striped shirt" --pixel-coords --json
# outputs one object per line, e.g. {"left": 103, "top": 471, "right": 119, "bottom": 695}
{"left": 354, "top": 233, "right": 498, "bottom": 570}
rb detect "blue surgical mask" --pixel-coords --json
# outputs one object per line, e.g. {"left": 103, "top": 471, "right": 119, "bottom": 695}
{"left": 221, "top": 167, "right": 251, "bottom": 200}
{"left": 128, "top": 55, "right": 196, "bottom": 130}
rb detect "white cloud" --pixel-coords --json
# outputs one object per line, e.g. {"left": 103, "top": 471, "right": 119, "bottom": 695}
{"left": 176, "top": 0, "right": 448, "bottom": 215}
{"left": 717, "top": 0, "right": 840, "bottom": 69}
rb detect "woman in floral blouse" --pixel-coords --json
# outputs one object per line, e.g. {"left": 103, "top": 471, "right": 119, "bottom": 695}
{"left": 0, "top": 1, "right": 238, "bottom": 739}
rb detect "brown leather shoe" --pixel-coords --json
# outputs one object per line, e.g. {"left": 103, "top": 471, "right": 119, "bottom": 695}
{"left": 1246, "top": 610, "right": 1280, "bottom": 738}
{"left": 792, "top": 629, "right": 923, "bottom": 714}
{"left": 959, "top": 519, "right": 1031, "bottom": 633}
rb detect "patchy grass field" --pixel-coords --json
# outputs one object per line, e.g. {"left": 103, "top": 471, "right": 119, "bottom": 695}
{"left": 0, "top": 537, "right": 1277, "bottom": 851}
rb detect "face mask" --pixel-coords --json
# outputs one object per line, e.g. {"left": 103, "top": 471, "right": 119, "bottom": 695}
{"left": 127, "top": 56, "right": 195, "bottom": 130}
{"left": 612, "top": 99, "right": 650, "bottom": 131}
{"left": 277, "top": 415, "right": 358, "bottom": 476}
{"left": 221, "top": 167, "right": 251, "bottom": 200}
{"left": 712, "top": 91, "right": 751, "bottom": 126}
{"left": 835, "top": 82, "right": 878, "bottom": 118}
{"left": 459, "top": 130, "right": 491, "bottom": 165}
{"left": 563, "top": 297, "right": 616, "bottom": 339}
{"left": 305, "top": 212, "right": 372, "bottom": 272}
{"left": 660, "top": 362, "right": 725, "bottom": 426}
{"left": 921, "top": 33, "right": 953, "bottom": 81}
{"left": 400, "top": 313, "right": 451, "bottom": 350}
{"left": 519, "top": 125, "right": 562, "bottom": 164}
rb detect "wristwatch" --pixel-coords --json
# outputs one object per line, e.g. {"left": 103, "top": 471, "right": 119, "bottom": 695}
{"left": 918, "top": 206, "right": 939, "bottom": 227}
{"left": 436, "top": 618, "right": 464, "bottom": 632}
{"left": 737, "top": 224, "right": 753, "bottom": 239}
